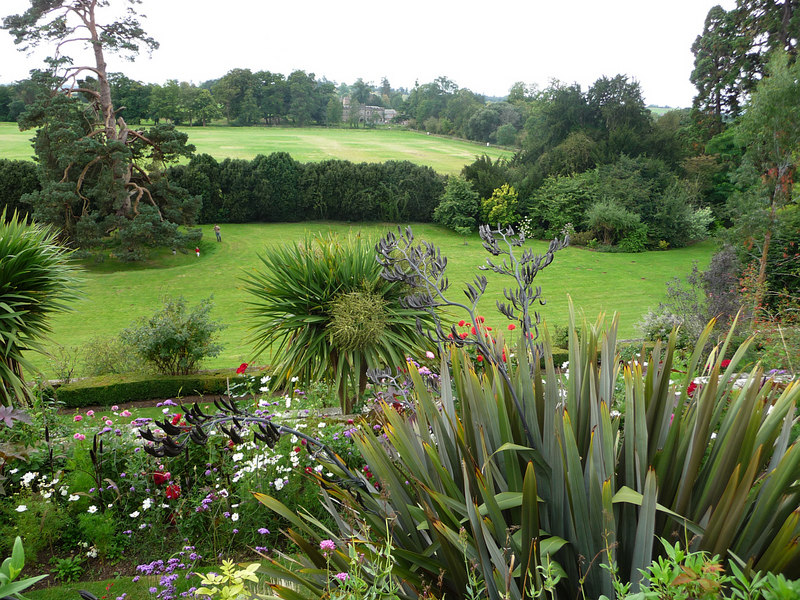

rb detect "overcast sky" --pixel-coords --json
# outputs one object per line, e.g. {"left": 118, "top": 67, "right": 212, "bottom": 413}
{"left": 1, "top": 0, "right": 737, "bottom": 108}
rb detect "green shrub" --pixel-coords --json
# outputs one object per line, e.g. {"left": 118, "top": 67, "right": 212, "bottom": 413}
{"left": 81, "top": 335, "right": 144, "bottom": 376}
{"left": 121, "top": 296, "right": 224, "bottom": 375}
{"left": 55, "top": 370, "right": 236, "bottom": 407}
{"left": 617, "top": 223, "right": 648, "bottom": 252}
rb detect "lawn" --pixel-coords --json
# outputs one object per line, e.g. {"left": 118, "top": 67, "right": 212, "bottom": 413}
{"left": 31, "top": 222, "right": 714, "bottom": 376}
{"left": 0, "top": 122, "right": 512, "bottom": 174}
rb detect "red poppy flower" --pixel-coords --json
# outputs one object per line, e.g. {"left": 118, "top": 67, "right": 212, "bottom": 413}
{"left": 153, "top": 472, "right": 171, "bottom": 485}
{"left": 458, "top": 320, "right": 466, "bottom": 327}
{"left": 687, "top": 382, "right": 698, "bottom": 397}
{"left": 165, "top": 484, "right": 181, "bottom": 499}
{"left": 471, "top": 327, "right": 477, "bottom": 335}
{"left": 236, "top": 363, "right": 249, "bottom": 375}
{"left": 508, "top": 324, "right": 516, "bottom": 331}
{"left": 486, "top": 327, "right": 492, "bottom": 332}
{"left": 476, "top": 316, "right": 485, "bottom": 323}
{"left": 476, "top": 355, "right": 484, "bottom": 362}
{"left": 459, "top": 332, "right": 468, "bottom": 339}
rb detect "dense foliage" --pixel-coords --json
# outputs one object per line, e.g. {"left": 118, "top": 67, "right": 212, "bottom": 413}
{"left": 169, "top": 153, "right": 445, "bottom": 224}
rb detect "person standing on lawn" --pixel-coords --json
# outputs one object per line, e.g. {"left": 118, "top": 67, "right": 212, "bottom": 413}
{"left": 214, "top": 224, "right": 221, "bottom": 242}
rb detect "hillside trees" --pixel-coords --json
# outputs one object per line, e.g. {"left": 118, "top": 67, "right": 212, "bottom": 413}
{"left": 2, "top": 0, "right": 200, "bottom": 256}
{"left": 731, "top": 51, "right": 800, "bottom": 314}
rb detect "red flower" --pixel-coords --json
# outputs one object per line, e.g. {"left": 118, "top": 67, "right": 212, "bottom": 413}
{"left": 459, "top": 332, "right": 468, "bottom": 339}
{"left": 476, "top": 316, "right": 485, "bottom": 323}
{"left": 471, "top": 327, "right": 477, "bottom": 335}
{"left": 165, "top": 484, "right": 181, "bottom": 500}
{"left": 687, "top": 382, "right": 698, "bottom": 398}
{"left": 476, "top": 355, "right": 484, "bottom": 362}
{"left": 508, "top": 324, "right": 516, "bottom": 331}
{"left": 153, "top": 472, "right": 171, "bottom": 485}
{"left": 502, "top": 351, "right": 507, "bottom": 362}
{"left": 486, "top": 327, "right": 492, "bottom": 332}
{"left": 721, "top": 359, "right": 731, "bottom": 368}
{"left": 171, "top": 413, "right": 183, "bottom": 426}
{"left": 294, "top": 447, "right": 301, "bottom": 453}
{"left": 236, "top": 363, "right": 249, "bottom": 375}
{"left": 458, "top": 320, "right": 466, "bottom": 327}
{"left": 305, "top": 466, "right": 313, "bottom": 474}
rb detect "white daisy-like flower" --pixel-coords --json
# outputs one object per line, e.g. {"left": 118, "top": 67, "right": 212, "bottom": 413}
{"left": 232, "top": 452, "right": 244, "bottom": 462}
{"left": 318, "top": 422, "right": 326, "bottom": 428}
{"left": 15, "top": 505, "right": 27, "bottom": 512}
{"left": 68, "top": 494, "right": 80, "bottom": 502}
{"left": 130, "top": 511, "right": 140, "bottom": 518}
{"left": 231, "top": 513, "right": 239, "bottom": 522}
{"left": 142, "top": 498, "right": 152, "bottom": 510}
{"left": 290, "top": 376, "right": 299, "bottom": 383}
{"left": 273, "top": 478, "right": 285, "bottom": 491}
{"left": 87, "top": 505, "right": 98, "bottom": 514}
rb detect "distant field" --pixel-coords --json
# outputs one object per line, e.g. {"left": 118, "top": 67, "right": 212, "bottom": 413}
{"left": 29, "top": 222, "right": 714, "bottom": 376}
{"left": 0, "top": 122, "right": 512, "bottom": 174}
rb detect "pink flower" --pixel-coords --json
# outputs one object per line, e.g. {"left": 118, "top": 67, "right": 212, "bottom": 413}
{"left": 334, "top": 572, "right": 349, "bottom": 582}
{"left": 104, "top": 419, "right": 113, "bottom": 426}
{"left": 320, "top": 539, "right": 336, "bottom": 551}
{"left": 111, "top": 405, "right": 119, "bottom": 411}
{"left": 121, "top": 410, "right": 132, "bottom": 417}
{"left": 73, "top": 433, "right": 86, "bottom": 441}
{"left": 425, "top": 351, "right": 435, "bottom": 359}
{"left": 74, "top": 415, "right": 83, "bottom": 422}
{"left": 86, "top": 410, "right": 95, "bottom": 417}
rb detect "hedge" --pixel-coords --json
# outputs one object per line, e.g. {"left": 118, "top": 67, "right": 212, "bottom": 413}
{"left": 56, "top": 370, "right": 245, "bottom": 408}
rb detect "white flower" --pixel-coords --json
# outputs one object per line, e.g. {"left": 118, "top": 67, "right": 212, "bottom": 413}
{"left": 42, "top": 491, "right": 53, "bottom": 499}
{"left": 61, "top": 487, "right": 69, "bottom": 496}
{"left": 87, "top": 505, "right": 98, "bottom": 514}
{"left": 273, "top": 478, "right": 285, "bottom": 491}
{"left": 9, "top": 468, "right": 19, "bottom": 474}
{"left": 710, "top": 432, "right": 717, "bottom": 440}
{"left": 162, "top": 408, "right": 170, "bottom": 414}
{"left": 610, "top": 410, "right": 622, "bottom": 419}
{"left": 130, "top": 511, "right": 140, "bottom": 518}
{"left": 285, "top": 398, "right": 292, "bottom": 409}
{"left": 261, "top": 375, "right": 271, "bottom": 384}
{"left": 318, "top": 422, "right": 326, "bottom": 428}
{"left": 231, "top": 513, "right": 239, "bottom": 522}
{"left": 142, "top": 498, "right": 152, "bottom": 510}
{"left": 68, "top": 494, "right": 80, "bottom": 502}
{"left": 290, "top": 376, "right": 299, "bottom": 383}
{"left": 259, "top": 386, "right": 269, "bottom": 392}
{"left": 15, "top": 505, "right": 27, "bottom": 512}
{"left": 232, "top": 452, "right": 244, "bottom": 462}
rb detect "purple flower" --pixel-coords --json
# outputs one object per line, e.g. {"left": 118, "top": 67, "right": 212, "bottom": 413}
{"left": 334, "top": 572, "right": 349, "bottom": 581}
{"left": 258, "top": 528, "right": 270, "bottom": 535}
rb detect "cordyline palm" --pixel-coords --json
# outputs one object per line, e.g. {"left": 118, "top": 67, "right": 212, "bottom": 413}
{"left": 243, "top": 233, "right": 432, "bottom": 413}
{"left": 0, "top": 210, "right": 80, "bottom": 406}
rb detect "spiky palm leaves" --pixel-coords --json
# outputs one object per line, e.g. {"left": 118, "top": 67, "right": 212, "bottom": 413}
{"left": 243, "top": 234, "right": 432, "bottom": 414}
{"left": 0, "top": 211, "right": 79, "bottom": 406}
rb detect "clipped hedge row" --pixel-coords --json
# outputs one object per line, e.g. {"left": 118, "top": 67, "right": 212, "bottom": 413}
{"left": 56, "top": 370, "right": 244, "bottom": 408}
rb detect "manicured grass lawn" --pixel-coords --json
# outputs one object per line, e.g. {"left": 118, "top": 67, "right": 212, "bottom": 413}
{"left": 30, "top": 222, "right": 714, "bottom": 376}
{"left": 0, "top": 122, "right": 512, "bottom": 174}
